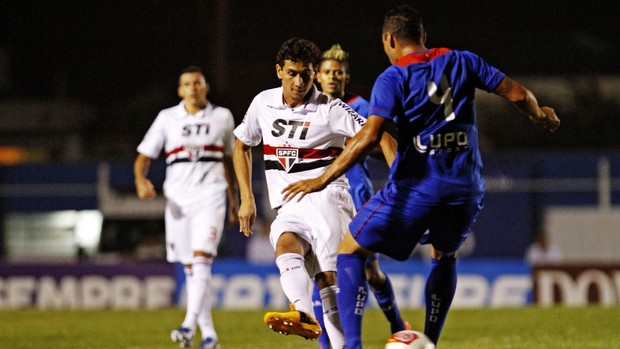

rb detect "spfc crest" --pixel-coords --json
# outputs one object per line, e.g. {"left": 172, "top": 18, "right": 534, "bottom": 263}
{"left": 276, "top": 148, "right": 299, "bottom": 172}
{"left": 186, "top": 144, "right": 202, "bottom": 161}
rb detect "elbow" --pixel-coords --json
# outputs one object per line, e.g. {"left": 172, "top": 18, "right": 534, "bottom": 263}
{"left": 507, "top": 84, "right": 530, "bottom": 104}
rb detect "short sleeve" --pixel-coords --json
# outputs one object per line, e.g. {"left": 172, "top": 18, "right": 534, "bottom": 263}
{"left": 233, "top": 95, "right": 263, "bottom": 147}
{"left": 328, "top": 99, "right": 366, "bottom": 137}
{"left": 369, "top": 70, "right": 401, "bottom": 121}
{"left": 136, "top": 113, "right": 166, "bottom": 159}
{"left": 460, "top": 50, "right": 506, "bottom": 92}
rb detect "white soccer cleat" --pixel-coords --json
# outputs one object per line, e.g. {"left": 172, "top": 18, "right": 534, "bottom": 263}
{"left": 198, "top": 337, "right": 220, "bottom": 349}
{"left": 170, "top": 326, "right": 194, "bottom": 348}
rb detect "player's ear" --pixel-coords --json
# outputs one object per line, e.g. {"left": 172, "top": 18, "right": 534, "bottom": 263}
{"left": 276, "top": 64, "right": 283, "bottom": 80}
{"left": 388, "top": 33, "right": 397, "bottom": 49}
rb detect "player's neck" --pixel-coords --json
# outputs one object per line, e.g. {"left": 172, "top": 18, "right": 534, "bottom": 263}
{"left": 400, "top": 44, "right": 427, "bottom": 58}
{"left": 184, "top": 101, "right": 207, "bottom": 115}
{"left": 326, "top": 91, "right": 345, "bottom": 100}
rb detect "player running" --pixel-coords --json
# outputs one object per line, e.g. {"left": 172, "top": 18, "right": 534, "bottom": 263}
{"left": 135, "top": 66, "right": 237, "bottom": 349}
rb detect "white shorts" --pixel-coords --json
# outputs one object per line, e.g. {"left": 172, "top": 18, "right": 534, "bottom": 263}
{"left": 269, "top": 186, "right": 355, "bottom": 277}
{"left": 164, "top": 193, "right": 226, "bottom": 264}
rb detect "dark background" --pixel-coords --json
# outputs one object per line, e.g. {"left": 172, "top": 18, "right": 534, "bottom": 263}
{"left": 1, "top": 0, "right": 619, "bottom": 161}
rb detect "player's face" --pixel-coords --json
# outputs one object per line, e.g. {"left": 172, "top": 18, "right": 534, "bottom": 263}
{"left": 178, "top": 72, "right": 209, "bottom": 108}
{"left": 316, "top": 59, "right": 348, "bottom": 99}
{"left": 276, "top": 60, "right": 315, "bottom": 108}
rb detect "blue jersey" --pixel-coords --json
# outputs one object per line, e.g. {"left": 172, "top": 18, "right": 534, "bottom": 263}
{"left": 343, "top": 93, "right": 374, "bottom": 209}
{"left": 369, "top": 48, "right": 505, "bottom": 204}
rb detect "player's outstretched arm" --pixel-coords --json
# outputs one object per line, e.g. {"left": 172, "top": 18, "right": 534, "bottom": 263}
{"left": 134, "top": 153, "right": 157, "bottom": 200}
{"left": 281, "top": 115, "right": 388, "bottom": 202}
{"left": 233, "top": 139, "right": 257, "bottom": 237}
{"left": 493, "top": 76, "right": 560, "bottom": 132}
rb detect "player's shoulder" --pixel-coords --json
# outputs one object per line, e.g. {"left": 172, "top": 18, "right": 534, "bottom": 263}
{"left": 344, "top": 92, "right": 369, "bottom": 107}
{"left": 256, "top": 87, "right": 282, "bottom": 103}
{"left": 328, "top": 97, "right": 366, "bottom": 126}
{"left": 159, "top": 102, "right": 183, "bottom": 115}
{"left": 155, "top": 102, "right": 184, "bottom": 121}
{"left": 206, "top": 101, "right": 233, "bottom": 119}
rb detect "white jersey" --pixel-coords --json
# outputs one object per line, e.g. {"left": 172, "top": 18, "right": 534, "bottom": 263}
{"left": 137, "top": 101, "right": 235, "bottom": 205}
{"left": 234, "top": 85, "right": 366, "bottom": 208}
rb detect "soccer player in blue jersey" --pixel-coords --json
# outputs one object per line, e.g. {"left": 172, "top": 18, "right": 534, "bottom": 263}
{"left": 312, "top": 44, "right": 407, "bottom": 349}
{"left": 282, "top": 4, "right": 560, "bottom": 348}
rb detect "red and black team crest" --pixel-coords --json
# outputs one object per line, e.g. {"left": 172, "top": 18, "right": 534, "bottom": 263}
{"left": 185, "top": 144, "right": 201, "bottom": 161}
{"left": 276, "top": 148, "right": 299, "bottom": 172}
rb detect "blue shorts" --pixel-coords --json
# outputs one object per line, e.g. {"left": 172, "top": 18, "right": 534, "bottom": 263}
{"left": 349, "top": 183, "right": 483, "bottom": 261}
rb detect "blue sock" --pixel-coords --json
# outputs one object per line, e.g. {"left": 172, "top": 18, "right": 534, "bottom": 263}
{"left": 372, "top": 276, "right": 406, "bottom": 333}
{"left": 424, "top": 257, "right": 457, "bottom": 345}
{"left": 336, "top": 254, "right": 368, "bottom": 349}
{"left": 312, "top": 283, "right": 330, "bottom": 349}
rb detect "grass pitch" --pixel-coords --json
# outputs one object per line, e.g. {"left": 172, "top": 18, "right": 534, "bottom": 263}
{"left": 1, "top": 307, "right": 618, "bottom": 348}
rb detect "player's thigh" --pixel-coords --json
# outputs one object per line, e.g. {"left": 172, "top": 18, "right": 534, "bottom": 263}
{"left": 189, "top": 194, "right": 227, "bottom": 256}
{"left": 351, "top": 194, "right": 431, "bottom": 261}
{"left": 303, "top": 187, "right": 355, "bottom": 272}
{"left": 165, "top": 200, "right": 192, "bottom": 263}
{"left": 426, "top": 200, "right": 483, "bottom": 253}
{"left": 269, "top": 208, "right": 313, "bottom": 250}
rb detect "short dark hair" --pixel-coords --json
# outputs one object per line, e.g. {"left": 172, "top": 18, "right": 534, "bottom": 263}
{"left": 383, "top": 4, "right": 424, "bottom": 44}
{"left": 180, "top": 65, "right": 208, "bottom": 82}
{"left": 275, "top": 37, "right": 321, "bottom": 68}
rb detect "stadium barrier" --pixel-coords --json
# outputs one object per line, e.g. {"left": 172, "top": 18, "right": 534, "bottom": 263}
{"left": 1, "top": 259, "right": 618, "bottom": 310}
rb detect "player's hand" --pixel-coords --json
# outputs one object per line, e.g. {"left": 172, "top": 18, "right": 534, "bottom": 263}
{"left": 238, "top": 200, "right": 257, "bottom": 237}
{"left": 281, "top": 177, "right": 328, "bottom": 203}
{"left": 531, "top": 106, "right": 560, "bottom": 133}
{"left": 135, "top": 178, "right": 156, "bottom": 200}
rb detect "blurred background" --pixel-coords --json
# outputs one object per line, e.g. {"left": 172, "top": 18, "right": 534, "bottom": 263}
{"left": 0, "top": 1, "right": 619, "bottom": 309}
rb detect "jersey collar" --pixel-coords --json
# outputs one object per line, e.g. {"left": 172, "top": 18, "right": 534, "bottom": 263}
{"left": 281, "top": 85, "right": 320, "bottom": 113}
{"left": 394, "top": 47, "right": 451, "bottom": 67}
{"left": 178, "top": 100, "right": 211, "bottom": 118}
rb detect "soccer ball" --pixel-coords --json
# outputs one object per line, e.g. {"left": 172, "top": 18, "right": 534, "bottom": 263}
{"left": 385, "top": 330, "right": 436, "bottom": 349}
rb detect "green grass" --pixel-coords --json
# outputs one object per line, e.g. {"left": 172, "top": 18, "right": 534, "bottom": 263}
{"left": 1, "top": 307, "right": 618, "bottom": 348}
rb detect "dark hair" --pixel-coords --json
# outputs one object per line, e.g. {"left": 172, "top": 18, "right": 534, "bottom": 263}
{"left": 383, "top": 4, "right": 424, "bottom": 44}
{"left": 275, "top": 37, "right": 322, "bottom": 68}
{"left": 180, "top": 65, "right": 208, "bottom": 82}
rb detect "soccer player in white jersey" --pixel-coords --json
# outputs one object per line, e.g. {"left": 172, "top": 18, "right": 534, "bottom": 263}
{"left": 233, "top": 37, "right": 395, "bottom": 347}
{"left": 134, "top": 66, "right": 238, "bottom": 349}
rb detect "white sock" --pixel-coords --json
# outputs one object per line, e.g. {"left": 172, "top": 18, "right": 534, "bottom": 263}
{"left": 276, "top": 253, "right": 313, "bottom": 315}
{"left": 320, "top": 285, "right": 344, "bottom": 348}
{"left": 181, "top": 265, "right": 198, "bottom": 333}
{"left": 182, "top": 256, "right": 212, "bottom": 334}
{"left": 194, "top": 259, "right": 216, "bottom": 340}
